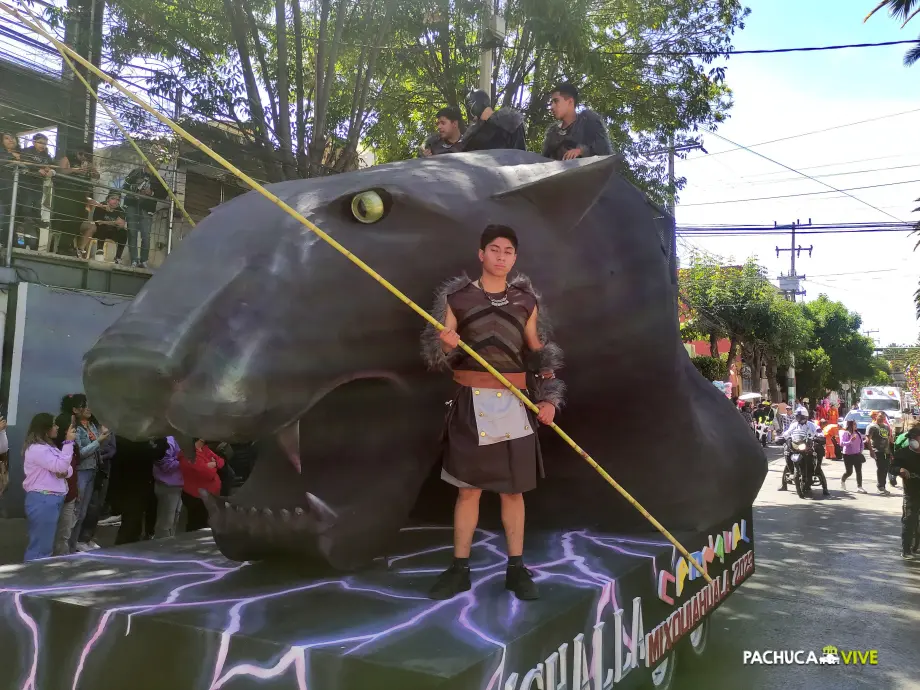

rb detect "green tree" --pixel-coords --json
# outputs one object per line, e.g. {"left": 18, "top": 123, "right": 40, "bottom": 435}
{"left": 46, "top": 0, "right": 749, "bottom": 200}
{"left": 865, "top": 1, "right": 920, "bottom": 64}
{"left": 679, "top": 255, "right": 777, "bottom": 372}
{"left": 756, "top": 295, "right": 813, "bottom": 402}
{"left": 795, "top": 295, "right": 878, "bottom": 399}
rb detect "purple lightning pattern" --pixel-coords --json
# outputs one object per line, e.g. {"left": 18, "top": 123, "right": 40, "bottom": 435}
{"left": 1, "top": 526, "right": 671, "bottom": 690}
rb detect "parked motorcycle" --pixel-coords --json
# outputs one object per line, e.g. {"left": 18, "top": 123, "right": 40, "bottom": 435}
{"left": 784, "top": 431, "right": 819, "bottom": 498}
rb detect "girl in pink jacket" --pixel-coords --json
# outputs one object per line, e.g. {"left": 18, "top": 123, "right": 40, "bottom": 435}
{"left": 23, "top": 413, "right": 76, "bottom": 561}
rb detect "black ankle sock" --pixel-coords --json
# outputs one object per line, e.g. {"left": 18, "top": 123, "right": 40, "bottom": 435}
{"left": 453, "top": 557, "right": 470, "bottom": 569}
{"left": 508, "top": 555, "right": 523, "bottom": 568}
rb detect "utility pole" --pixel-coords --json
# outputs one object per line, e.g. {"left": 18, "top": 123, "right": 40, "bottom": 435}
{"left": 775, "top": 219, "right": 813, "bottom": 302}
{"left": 774, "top": 219, "right": 813, "bottom": 405}
{"left": 666, "top": 137, "right": 705, "bottom": 270}
{"left": 479, "top": 1, "right": 505, "bottom": 98}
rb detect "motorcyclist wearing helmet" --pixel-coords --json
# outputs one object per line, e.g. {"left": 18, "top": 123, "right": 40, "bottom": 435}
{"left": 456, "top": 89, "right": 527, "bottom": 152}
{"left": 779, "top": 408, "right": 829, "bottom": 495}
{"left": 892, "top": 424, "right": 920, "bottom": 558}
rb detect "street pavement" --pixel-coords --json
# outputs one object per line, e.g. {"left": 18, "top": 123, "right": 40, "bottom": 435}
{"left": 676, "top": 446, "right": 920, "bottom": 690}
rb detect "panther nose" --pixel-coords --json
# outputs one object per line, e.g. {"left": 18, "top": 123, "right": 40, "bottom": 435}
{"left": 83, "top": 348, "right": 176, "bottom": 439}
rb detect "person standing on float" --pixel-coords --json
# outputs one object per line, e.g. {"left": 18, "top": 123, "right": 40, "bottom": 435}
{"left": 421, "top": 224, "right": 565, "bottom": 601}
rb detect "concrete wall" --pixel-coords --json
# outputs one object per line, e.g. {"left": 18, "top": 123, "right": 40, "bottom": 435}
{"left": 0, "top": 282, "right": 133, "bottom": 517}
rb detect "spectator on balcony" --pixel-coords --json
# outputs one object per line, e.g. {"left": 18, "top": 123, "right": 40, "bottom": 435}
{"left": 56, "top": 145, "right": 99, "bottom": 257}
{"left": 79, "top": 191, "right": 128, "bottom": 263}
{"left": 18, "top": 133, "right": 54, "bottom": 237}
{"left": 0, "top": 132, "right": 22, "bottom": 240}
{"left": 122, "top": 165, "right": 167, "bottom": 269}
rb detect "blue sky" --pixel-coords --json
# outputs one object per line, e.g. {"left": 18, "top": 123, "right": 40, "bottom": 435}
{"left": 676, "top": 0, "right": 920, "bottom": 347}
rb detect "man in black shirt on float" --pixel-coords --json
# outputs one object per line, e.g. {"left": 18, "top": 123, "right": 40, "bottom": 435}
{"left": 542, "top": 83, "right": 613, "bottom": 161}
{"left": 18, "top": 133, "right": 55, "bottom": 235}
{"left": 421, "top": 106, "right": 465, "bottom": 157}
{"left": 122, "top": 166, "right": 167, "bottom": 268}
{"left": 79, "top": 190, "right": 128, "bottom": 263}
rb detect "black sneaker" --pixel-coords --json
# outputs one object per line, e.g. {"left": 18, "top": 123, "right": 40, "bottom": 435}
{"left": 428, "top": 564, "right": 471, "bottom": 600}
{"left": 901, "top": 552, "right": 912, "bottom": 560}
{"left": 506, "top": 564, "right": 539, "bottom": 600}
{"left": 778, "top": 485, "right": 787, "bottom": 492}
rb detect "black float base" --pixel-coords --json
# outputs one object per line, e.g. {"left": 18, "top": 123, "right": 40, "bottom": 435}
{"left": 0, "top": 513, "right": 754, "bottom": 690}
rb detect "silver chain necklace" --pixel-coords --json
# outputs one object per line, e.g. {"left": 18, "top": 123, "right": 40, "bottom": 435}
{"left": 477, "top": 280, "right": 509, "bottom": 307}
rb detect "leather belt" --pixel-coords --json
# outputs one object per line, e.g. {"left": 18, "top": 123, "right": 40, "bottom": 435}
{"left": 453, "top": 370, "right": 527, "bottom": 390}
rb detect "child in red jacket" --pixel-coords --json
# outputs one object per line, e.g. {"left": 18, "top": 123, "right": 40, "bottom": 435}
{"left": 178, "top": 439, "right": 224, "bottom": 532}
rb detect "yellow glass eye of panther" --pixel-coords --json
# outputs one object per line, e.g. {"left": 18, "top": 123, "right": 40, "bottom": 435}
{"left": 351, "top": 191, "right": 385, "bottom": 223}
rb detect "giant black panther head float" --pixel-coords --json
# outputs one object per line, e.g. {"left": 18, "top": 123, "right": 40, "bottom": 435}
{"left": 83, "top": 150, "right": 767, "bottom": 571}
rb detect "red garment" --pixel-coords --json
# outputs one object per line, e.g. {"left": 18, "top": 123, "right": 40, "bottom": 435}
{"left": 64, "top": 441, "right": 81, "bottom": 503}
{"left": 178, "top": 444, "right": 224, "bottom": 498}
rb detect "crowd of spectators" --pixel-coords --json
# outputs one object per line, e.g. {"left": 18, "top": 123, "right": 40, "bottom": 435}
{"left": 0, "top": 132, "right": 167, "bottom": 268}
{"left": 4, "top": 392, "right": 254, "bottom": 562}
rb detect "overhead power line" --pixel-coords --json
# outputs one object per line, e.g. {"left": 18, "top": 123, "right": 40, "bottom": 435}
{"left": 678, "top": 178, "right": 920, "bottom": 207}
{"left": 686, "top": 108, "right": 920, "bottom": 161}
{"left": 706, "top": 132, "right": 909, "bottom": 224}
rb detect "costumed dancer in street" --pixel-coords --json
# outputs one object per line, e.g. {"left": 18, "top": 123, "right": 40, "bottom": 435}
{"left": 422, "top": 225, "right": 564, "bottom": 601}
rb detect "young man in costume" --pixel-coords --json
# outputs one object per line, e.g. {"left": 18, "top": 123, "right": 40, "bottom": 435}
{"left": 421, "top": 225, "right": 565, "bottom": 601}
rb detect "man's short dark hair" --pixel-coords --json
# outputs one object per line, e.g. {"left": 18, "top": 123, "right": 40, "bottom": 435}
{"left": 480, "top": 224, "right": 518, "bottom": 251}
{"left": 436, "top": 106, "right": 464, "bottom": 125}
{"left": 551, "top": 82, "right": 579, "bottom": 105}
{"left": 33, "top": 133, "right": 48, "bottom": 142}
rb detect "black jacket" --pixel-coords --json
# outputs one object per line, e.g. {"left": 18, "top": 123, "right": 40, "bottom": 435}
{"left": 459, "top": 108, "right": 527, "bottom": 152}
{"left": 893, "top": 446, "right": 920, "bottom": 496}
{"left": 542, "top": 109, "right": 613, "bottom": 161}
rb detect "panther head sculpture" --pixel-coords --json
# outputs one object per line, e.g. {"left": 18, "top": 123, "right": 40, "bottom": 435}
{"left": 83, "top": 150, "right": 767, "bottom": 571}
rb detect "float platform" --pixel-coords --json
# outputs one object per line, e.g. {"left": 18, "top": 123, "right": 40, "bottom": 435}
{"left": 0, "top": 510, "right": 754, "bottom": 690}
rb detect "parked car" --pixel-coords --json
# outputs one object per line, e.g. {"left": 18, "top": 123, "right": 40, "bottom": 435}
{"left": 840, "top": 409, "right": 873, "bottom": 434}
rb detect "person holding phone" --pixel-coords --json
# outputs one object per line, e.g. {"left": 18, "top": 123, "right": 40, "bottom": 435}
{"left": 22, "top": 413, "right": 75, "bottom": 561}
{"left": 61, "top": 394, "right": 110, "bottom": 552}
{"left": 51, "top": 412, "right": 82, "bottom": 555}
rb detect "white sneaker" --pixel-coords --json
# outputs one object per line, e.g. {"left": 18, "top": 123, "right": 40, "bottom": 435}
{"left": 98, "top": 515, "right": 122, "bottom": 526}
{"left": 76, "top": 541, "right": 101, "bottom": 552}
{"left": 856, "top": 487, "right": 867, "bottom": 494}
{"left": 841, "top": 478, "right": 847, "bottom": 491}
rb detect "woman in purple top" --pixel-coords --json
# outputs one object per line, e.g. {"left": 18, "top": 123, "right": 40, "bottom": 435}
{"left": 22, "top": 413, "right": 76, "bottom": 561}
{"left": 840, "top": 420, "right": 867, "bottom": 494}
{"left": 152, "top": 436, "right": 183, "bottom": 538}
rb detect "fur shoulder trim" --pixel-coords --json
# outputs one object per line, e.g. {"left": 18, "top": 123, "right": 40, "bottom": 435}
{"left": 420, "top": 275, "right": 472, "bottom": 371}
{"left": 509, "top": 273, "right": 556, "bottom": 346}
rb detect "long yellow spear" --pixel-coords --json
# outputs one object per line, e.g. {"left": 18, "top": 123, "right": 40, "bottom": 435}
{"left": 3, "top": 1, "right": 713, "bottom": 583}
{"left": 17, "top": 3, "right": 196, "bottom": 232}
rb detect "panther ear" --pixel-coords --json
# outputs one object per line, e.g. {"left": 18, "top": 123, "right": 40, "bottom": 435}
{"left": 491, "top": 155, "right": 621, "bottom": 229}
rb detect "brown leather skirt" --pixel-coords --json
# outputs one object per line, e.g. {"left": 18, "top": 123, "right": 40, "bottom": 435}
{"left": 440, "top": 385, "right": 544, "bottom": 494}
